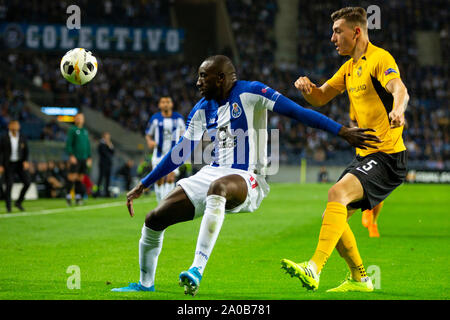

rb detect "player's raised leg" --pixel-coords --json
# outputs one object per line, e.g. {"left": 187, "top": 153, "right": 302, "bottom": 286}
{"left": 112, "top": 186, "right": 195, "bottom": 292}
{"left": 179, "top": 174, "right": 248, "bottom": 296}
{"left": 281, "top": 173, "right": 365, "bottom": 291}
{"left": 369, "top": 201, "right": 383, "bottom": 237}
{"left": 362, "top": 201, "right": 383, "bottom": 237}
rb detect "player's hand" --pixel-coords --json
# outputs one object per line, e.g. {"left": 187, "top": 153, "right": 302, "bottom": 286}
{"left": 338, "top": 126, "right": 382, "bottom": 150}
{"left": 389, "top": 108, "right": 405, "bottom": 128}
{"left": 86, "top": 158, "right": 92, "bottom": 168}
{"left": 0, "top": 166, "right": 3, "bottom": 174}
{"left": 23, "top": 161, "right": 29, "bottom": 171}
{"left": 69, "top": 155, "right": 77, "bottom": 165}
{"left": 294, "top": 76, "right": 316, "bottom": 94}
{"left": 126, "top": 182, "right": 146, "bottom": 217}
{"left": 147, "top": 140, "right": 156, "bottom": 149}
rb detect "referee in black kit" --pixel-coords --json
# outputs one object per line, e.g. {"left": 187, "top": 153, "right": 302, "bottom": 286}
{"left": 0, "top": 120, "right": 31, "bottom": 212}
{"left": 65, "top": 113, "right": 92, "bottom": 206}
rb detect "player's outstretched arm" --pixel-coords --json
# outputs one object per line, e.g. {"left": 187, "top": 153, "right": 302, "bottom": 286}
{"left": 126, "top": 137, "right": 199, "bottom": 217}
{"left": 272, "top": 94, "right": 381, "bottom": 149}
{"left": 337, "top": 127, "right": 381, "bottom": 150}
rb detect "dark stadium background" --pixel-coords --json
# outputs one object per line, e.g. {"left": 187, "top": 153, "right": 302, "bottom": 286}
{"left": 0, "top": 0, "right": 448, "bottom": 199}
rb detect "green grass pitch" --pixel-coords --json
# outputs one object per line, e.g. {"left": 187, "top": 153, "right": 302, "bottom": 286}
{"left": 0, "top": 183, "right": 449, "bottom": 300}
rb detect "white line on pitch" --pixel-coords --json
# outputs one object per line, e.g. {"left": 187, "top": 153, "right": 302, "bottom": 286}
{"left": 0, "top": 198, "right": 154, "bottom": 219}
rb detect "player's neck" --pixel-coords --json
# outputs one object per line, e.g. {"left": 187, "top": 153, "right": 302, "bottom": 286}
{"left": 351, "top": 38, "right": 369, "bottom": 62}
{"left": 161, "top": 110, "right": 172, "bottom": 117}
{"left": 216, "top": 80, "right": 237, "bottom": 103}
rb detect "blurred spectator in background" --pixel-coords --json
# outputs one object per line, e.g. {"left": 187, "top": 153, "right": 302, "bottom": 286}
{"left": 57, "top": 160, "right": 68, "bottom": 184}
{"left": 34, "top": 161, "right": 50, "bottom": 198}
{"left": 0, "top": 120, "right": 30, "bottom": 212}
{"left": 317, "top": 166, "right": 329, "bottom": 183}
{"left": 34, "top": 161, "right": 62, "bottom": 198}
{"left": 117, "top": 159, "right": 134, "bottom": 191}
{"left": 82, "top": 174, "right": 94, "bottom": 197}
{"left": 32, "top": 160, "right": 68, "bottom": 198}
{"left": 47, "top": 160, "right": 64, "bottom": 198}
{"left": 94, "top": 132, "right": 114, "bottom": 198}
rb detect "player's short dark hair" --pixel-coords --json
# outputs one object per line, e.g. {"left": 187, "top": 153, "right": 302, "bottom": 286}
{"left": 331, "top": 7, "right": 368, "bottom": 32}
{"left": 158, "top": 96, "right": 172, "bottom": 103}
{"left": 204, "top": 55, "right": 237, "bottom": 79}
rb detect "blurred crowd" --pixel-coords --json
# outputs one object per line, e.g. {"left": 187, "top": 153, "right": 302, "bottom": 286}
{"left": 2, "top": 0, "right": 171, "bottom": 26}
{"left": 0, "top": 78, "right": 67, "bottom": 140}
{"left": 0, "top": 158, "right": 139, "bottom": 199}
{"left": 1, "top": 0, "right": 448, "bottom": 168}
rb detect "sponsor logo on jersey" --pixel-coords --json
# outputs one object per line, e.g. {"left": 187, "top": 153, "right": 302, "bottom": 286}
{"left": 348, "top": 84, "right": 367, "bottom": 93}
{"left": 384, "top": 68, "right": 397, "bottom": 76}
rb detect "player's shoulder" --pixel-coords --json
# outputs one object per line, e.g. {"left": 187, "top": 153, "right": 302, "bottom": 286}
{"left": 149, "top": 112, "right": 162, "bottom": 121}
{"left": 172, "top": 111, "right": 184, "bottom": 120}
{"left": 192, "top": 97, "right": 209, "bottom": 111}
{"left": 236, "top": 80, "right": 282, "bottom": 103}
{"left": 68, "top": 125, "right": 78, "bottom": 133}
{"left": 367, "top": 42, "right": 396, "bottom": 61}
{"left": 186, "top": 98, "right": 209, "bottom": 121}
{"left": 337, "top": 58, "right": 352, "bottom": 71}
{"left": 235, "top": 80, "right": 268, "bottom": 93}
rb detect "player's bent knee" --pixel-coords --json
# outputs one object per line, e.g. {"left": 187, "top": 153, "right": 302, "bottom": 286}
{"left": 207, "top": 179, "right": 227, "bottom": 197}
{"left": 327, "top": 184, "right": 349, "bottom": 205}
{"left": 144, "top": 209, "right": 166, "bottom": 231}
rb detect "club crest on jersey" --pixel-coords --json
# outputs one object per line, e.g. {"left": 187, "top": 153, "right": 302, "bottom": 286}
{"left": 384, "top": 68, "right": 397, "bottom": 76}
{"left": 231, "top": 103, "right": 242, "bottom": 118}
{"left": 357, "top": 66, "right": 362, "bottom": 77}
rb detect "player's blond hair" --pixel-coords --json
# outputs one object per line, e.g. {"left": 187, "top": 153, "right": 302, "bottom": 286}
{"left": 331, "top": 7, "right": 368, "bottom": 33}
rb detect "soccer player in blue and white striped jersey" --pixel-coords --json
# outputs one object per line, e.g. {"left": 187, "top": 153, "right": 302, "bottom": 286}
{"left": 145, "top": 97, "right": 185, "bottom": 203}
{"left": 112, "top": 55, "right": 379, "bottom": 296}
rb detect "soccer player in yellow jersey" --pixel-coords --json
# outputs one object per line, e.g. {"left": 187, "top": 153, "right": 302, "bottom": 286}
{"left": 281, "top": 7, "right": 408, "bottom": 292}
{"left": 350, "top": 104, "right": 383, "bottom": 238}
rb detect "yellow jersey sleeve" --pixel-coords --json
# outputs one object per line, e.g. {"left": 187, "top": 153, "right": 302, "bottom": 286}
{"left": 374, "top": 52, "right": 401, "bottom": 88}
{"left": 326, "top": 62, "right": 348, "bottom": 93}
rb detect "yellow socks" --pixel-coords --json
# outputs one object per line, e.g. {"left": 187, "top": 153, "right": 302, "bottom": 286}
{"left": 336, "top": 223, "right": 367, "bottom": 281}
{"left": 311, "top": 202, "right": 348, "bottom": 274}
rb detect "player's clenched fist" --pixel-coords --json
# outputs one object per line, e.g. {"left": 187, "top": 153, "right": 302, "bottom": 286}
{"left": 388, "top": 109, "right": 405, "bottom": 128}
{"left": 294, "top": 76, "right": 316, "bottom": 94}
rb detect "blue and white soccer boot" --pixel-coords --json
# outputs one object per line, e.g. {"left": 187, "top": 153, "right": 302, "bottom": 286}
{"left": 179, "top": 267, "right": 202, "bottom": 296}
{"left": 111, "top": 281, "right": 155, "bottom": 292}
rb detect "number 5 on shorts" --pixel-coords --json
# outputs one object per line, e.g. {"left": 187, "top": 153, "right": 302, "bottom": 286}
{"left": 356, "top": 160, "right": 378, "bottom": 175}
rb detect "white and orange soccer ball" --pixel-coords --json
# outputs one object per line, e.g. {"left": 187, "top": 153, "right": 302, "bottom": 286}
{"left": 60, "top": 48, "right": 98, "bottom": 85}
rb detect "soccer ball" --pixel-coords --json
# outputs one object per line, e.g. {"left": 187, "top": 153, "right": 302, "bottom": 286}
{"left": 60, "top": 48, "right": 98, "bottom": 85}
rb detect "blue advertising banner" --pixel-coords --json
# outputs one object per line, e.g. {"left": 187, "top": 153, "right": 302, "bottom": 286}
{"left": 0, "top": 23, "right": 184, "bottom": 54}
